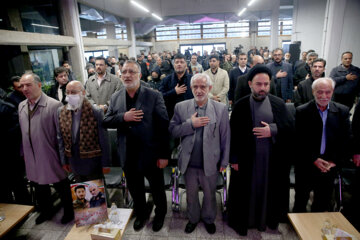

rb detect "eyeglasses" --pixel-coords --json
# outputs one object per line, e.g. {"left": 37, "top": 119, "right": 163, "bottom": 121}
{"left": 122, "top": 70, "right": 139, "bottom": 75}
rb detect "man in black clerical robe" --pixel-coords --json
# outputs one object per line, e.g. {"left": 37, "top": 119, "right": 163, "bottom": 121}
{"left": 227, "top": 65, "right": 294, "bottom": 236}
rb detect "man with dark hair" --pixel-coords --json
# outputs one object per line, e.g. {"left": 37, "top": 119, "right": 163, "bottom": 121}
{"left": 293, "top": 52, "right": 319, "bottom": 87}
{"left": 62, "top": 60, "right": 76, "bottom": 81}
{"left": 228, "top": 53, "right": 249, "bottom": 105}
{"left": 188, "top": 54, "right": 204, "bottom": 74}
{"left": 73, "top": 185, "right": 89, "bottom": 209}
{"left": 267, "top": 48, "right": 293, "bottom": 102}
{"left": 204, "top": 55, "right": 229, "bottom": 104}
{"left": 7, "top": 76, "right": 26, "bottom": 108}
{"left": 137, "top": 54, "right": 149, "bottom": 81}
{"left": 104, "top": 60, "right": 170, "bottom": 232}
{"left": 18, "top": 73, "right": 73, "bottom": 224}
{"left": 234, "top": 55, "right": 277, "bottom": 102}
{"left": 293, "top": 58, "right": 326, "bottom": 107}
{"left": 89, "top": 184, "right": 106, "bottom": 208}
{"left": 48, "top": 67, "right": 69, "bottom": 104}
{"left": 85, "top": 56, "right": 122, "bottom": 113}
{"left": 228, "top": 65, "right": 294, "bottom": 236}
{"left": 293, "top": 78, "right": 351, "bottom": 213}
{"left": 160, "top": 53, "right": 193, "bottom": 118}
{"left": 89, "top": 56, "right": 95, "bottom": 67}
{"left": 330, "top": 51, "right": 360, "bottom": 109}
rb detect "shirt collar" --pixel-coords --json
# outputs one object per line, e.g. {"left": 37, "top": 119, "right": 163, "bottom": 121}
{"left": 194, "top": 100, "right": 208, "bottom": 111}
{"left": 274, "top": 61, "right": 283, "bottom": 67}
{"left": 316, "top": 103, "right": 330, "bottom": 113}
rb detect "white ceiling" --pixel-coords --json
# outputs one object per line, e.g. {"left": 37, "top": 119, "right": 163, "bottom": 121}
{"left": 77, "top": 0, "right": 293, "bottom": 36}
{"left": 78, "top": 0, "right": 291, "bottom": 20}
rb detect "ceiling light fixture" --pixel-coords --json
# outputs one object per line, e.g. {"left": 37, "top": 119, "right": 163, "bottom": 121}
{"left": 238, "top": 8, "right": 247, "bottom": 16}
{"left": 31, "top": 23, "right": 59, "bottom": 29}
{"left": 248, "top": 0, "right": 256, "bottom": 7}
{"left": 152, "top": 13, "right": 163, "bottom": 21}
{"left": 130, "top": 0, "right": 149, "bottom": 13}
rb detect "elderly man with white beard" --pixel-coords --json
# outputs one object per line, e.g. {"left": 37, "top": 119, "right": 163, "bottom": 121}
{"left": 57, "top": 81, "right": 110, "bottom": 182}
{"left": 169, "top": 73, "right": 230, "bottom": 234}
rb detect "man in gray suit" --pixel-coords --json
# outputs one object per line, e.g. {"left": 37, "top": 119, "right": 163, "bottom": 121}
{"left": 103, "top": 60, "right": 170, "bottom": 232}
{"left": 85, "top": 57, "right": 122, "bottom": 113}
{"left": 169, "top": 73, "right": 230, "bottom": 234}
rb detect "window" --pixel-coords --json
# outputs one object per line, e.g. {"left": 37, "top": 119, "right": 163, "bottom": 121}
{"left": 156, "top": 26, "right": 178, "bottom": 41}
{"left": 19, "top": 1, "right": 61, "bottom": 35}
{"left": 179, "top": 25, "right": 201, "bottom": 40}
{"left": 279, "top": 19, "right": 292, "bottom": 35}
{"left": 227, "top": 21, "right": 249, "bottom": 37}
{"left": 115, "top": 27, "right": 128, "bottom": 40}
{"left": 258, "top": 20, "right": 271, "bottom": 36}
{"left": 97, "top": 28, "right": 106, "bottom": 39}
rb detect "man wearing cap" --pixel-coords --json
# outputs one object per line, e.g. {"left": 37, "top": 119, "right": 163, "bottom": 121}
{"left": 227, "top": 65, "right": 294, "bottom": 236}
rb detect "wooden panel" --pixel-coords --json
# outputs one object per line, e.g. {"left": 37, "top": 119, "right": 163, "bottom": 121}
{"left": 288, "top": 212, "right": 360, "bottom": 240}
{"left": 0, "top": 203, "right": 34, "bottom": 238}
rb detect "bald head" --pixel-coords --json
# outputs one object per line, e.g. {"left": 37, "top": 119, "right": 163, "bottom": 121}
{"left": 66, "top": 80, "right": 85, "bottom": 96}
{"left": 251, "top": 55, "right": 264, "bottom": 67}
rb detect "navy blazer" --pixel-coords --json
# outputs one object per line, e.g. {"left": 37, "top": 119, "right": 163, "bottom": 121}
{"left": 159, "top": 72, "right": 194, "bottom": 118}
{"left": 228, "top": 67, "right": 249, "bottom": 101}
{"left": 295, "top": 100, "right": 352, "bottom": 167}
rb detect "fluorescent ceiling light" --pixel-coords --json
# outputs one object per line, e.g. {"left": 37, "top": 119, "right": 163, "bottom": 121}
{"left": 238, "top": 8, "right": 247, "bottom": 16}
{"left": 248, "top": 0, "right": 256, "bottom": 6}
{"left": 130, "top": 0, "right": 149, "bottom": 13}
{"left": 31, "top": 23, "right": 59, "bottom": 29}
{"left": 152, "top": 13, "right": 163, "bottom": 21}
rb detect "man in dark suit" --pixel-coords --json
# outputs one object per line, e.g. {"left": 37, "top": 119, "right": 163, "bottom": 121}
{"left": 48, "top": 67, "right": 69, "bottom": 105}
{"left": 293, "top": 77, "right": 352, "bottom": 212}
{"left": 228, "top": 53, "right": 249, "bottom": 105}
{"left": 103, "top": 60, "right": 170, "bottom": 232}
{"left": 228, "top": 65, "right": 294, "bottom": 236}
{"left": 234, "top": 55, "right": 276, "bottom": 102}
{"left": 160, "top": 53, "right": 193, "bottom": 119}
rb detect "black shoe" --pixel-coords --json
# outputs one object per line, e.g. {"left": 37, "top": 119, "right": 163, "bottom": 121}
{"left": 133, "top": 217, "right": 146, "bottom": 231}
{"left": 185, "top": 221, "right": 197, "bottom": 233}
{"left": 204, "top": 222, "right": 216, "bottom": 234}
{"left": 35, "top": 213, "right": 51, "bottom": 224}
{"left": 61, "top": 213, "right": 74, "bottom": 224}
{"left": 152, "top": 215, "right": 165, "bottom": 232}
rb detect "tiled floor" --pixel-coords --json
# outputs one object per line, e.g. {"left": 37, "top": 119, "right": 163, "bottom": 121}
{"left": 4, "top": 189, "right": 300, "bottom": 240}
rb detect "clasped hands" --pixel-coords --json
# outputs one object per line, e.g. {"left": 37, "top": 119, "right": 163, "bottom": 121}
{"left": 314, "top": 158, "right": 336, "bottom": 173}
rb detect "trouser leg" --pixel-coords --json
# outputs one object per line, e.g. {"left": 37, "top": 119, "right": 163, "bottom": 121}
{"left": 293, "top": 168, "right": 312, "bottom": 212}
{"left": 312, "top": 171, "right": 334, "bottom": 212}
{"left": 145, "top": 167, "right": 167, "bottom": 217}
{"left": 53, "top": 178, "right": 74, "bottom": 217}
{"left": 124, "top": 167, "right": 147, "bottom": 219}
{"left": 33, "top": 182, "right": 53, "bottom": 213}
{"left": 199, "top": 170, "right": 218, "bottom": 224}
{"left": 184, "top": 168, "right": 201, "bottom": 223}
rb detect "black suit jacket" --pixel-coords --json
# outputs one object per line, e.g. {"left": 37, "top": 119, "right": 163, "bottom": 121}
{"left": 234, "top": 72, "right": 277, "bottom": 103}
{"left": 228, "top": 67, "right": 249, "bottom": 101}
{"left": 48, "top": 82, "right": 68, "bottom": 105}
{"left": 103, "top": 85, "right": 170, "bottom": 170}
{"left": 228, "top": 94, "right": 294, "bottom": 234}
{"left": 295, "top": 100, "right": 351, "bottom": 168}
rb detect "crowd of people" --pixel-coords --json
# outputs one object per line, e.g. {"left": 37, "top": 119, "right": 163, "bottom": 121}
{"left": 0, "top": 46, "right": 359, "bottom": 236}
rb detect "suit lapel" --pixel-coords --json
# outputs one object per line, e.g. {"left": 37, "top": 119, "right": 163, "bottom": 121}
{"left": 135, "top": 86, "right": 144, "bottom": 110}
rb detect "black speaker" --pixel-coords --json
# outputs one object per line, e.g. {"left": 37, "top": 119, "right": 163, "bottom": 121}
{"left": 289, "top": 43, "right": 301, "bottom": 65}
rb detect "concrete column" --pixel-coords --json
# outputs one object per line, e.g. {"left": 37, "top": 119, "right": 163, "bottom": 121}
{"left": 106, "top": 23, "right": 118, "bottom": 57}
{"left": 321, "top": 0, "right": 347, "bottom": 72}
{"left": 250, "top": 21, "right": 257, "bottom": 47}
{"left": 270, "top": 0, "right": 280, "bottom": 51}
{"left": 126, "top": 18, "right": 136, "bottom": 58}
{"left": 59, "top": 0, "right": 86, "bottom": 82}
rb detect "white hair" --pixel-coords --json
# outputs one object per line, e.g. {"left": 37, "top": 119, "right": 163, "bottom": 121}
{"left": 190, "top": 73, "right": 212, "bottom": 87}
{"left": 312, "top": 77, "right": 335, "bottom": 91}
